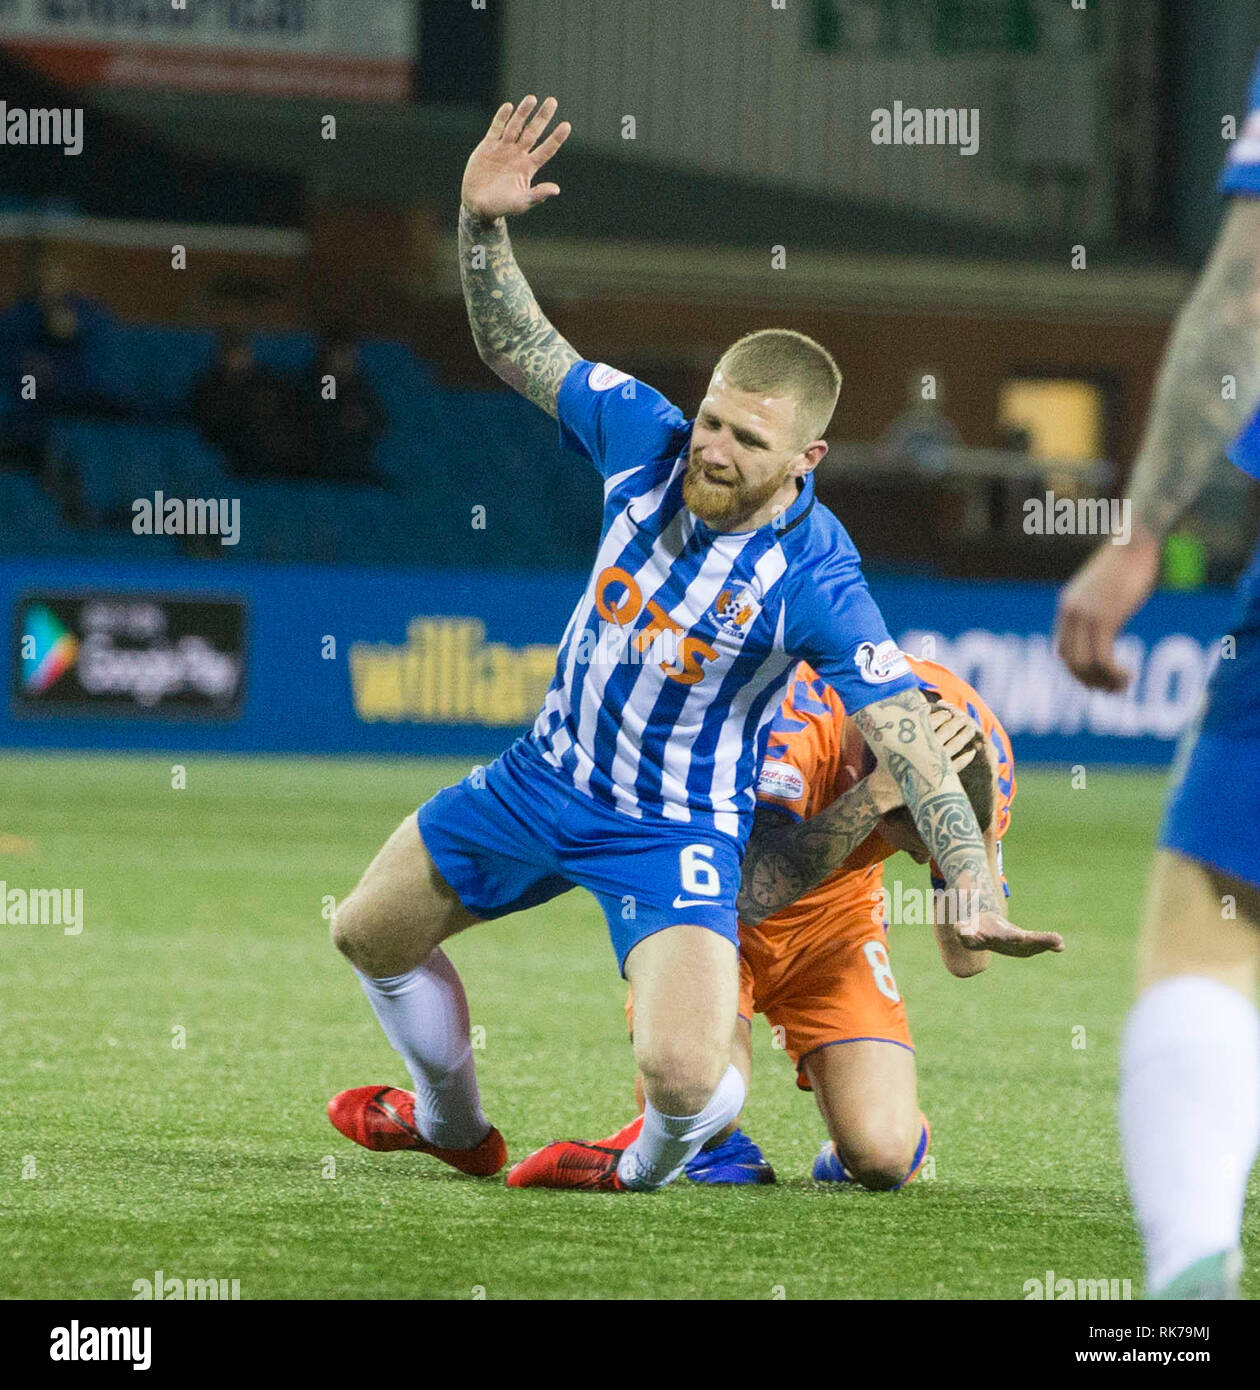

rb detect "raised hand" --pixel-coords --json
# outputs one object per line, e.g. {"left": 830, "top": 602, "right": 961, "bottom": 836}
{"left": 461, "top": 96, "right": 572, "bottom": 223}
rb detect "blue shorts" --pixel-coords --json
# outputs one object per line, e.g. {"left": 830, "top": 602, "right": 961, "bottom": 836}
{"left": 1160, "top": 552, "right": 1260, "bottom": 890}
{"left": 416, "top": 737, "right": 742, "bottom": 973}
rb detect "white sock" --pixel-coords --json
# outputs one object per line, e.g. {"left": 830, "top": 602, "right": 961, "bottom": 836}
{"left": 1120, "top": 975, "right": 1260, "bottom": 1291}
{"left": 618, "top": 1064, "right": 746, "bottom": 1191}
{"left": 356, "top": 948, "right": 490, "bottom": 1151}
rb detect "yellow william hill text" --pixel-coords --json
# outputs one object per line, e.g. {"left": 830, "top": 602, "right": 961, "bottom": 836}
{"left": 350, "top": 618, "right": 556, "bottom": 726}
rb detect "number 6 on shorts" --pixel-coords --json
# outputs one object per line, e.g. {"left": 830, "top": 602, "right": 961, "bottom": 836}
{"left": 679, "top": 844, "right": 721, "bottom": 897}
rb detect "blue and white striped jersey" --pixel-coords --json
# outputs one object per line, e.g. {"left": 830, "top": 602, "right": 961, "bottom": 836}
{"left": 529, "top": 359, "right": 917, "bottom": 842}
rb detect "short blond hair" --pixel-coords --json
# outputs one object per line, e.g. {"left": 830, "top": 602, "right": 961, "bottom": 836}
{"left": 715, "top": 329, "right": 842, "bottom": 445}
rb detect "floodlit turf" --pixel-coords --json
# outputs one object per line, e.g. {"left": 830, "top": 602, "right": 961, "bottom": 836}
{"left": 1, "top": 752, "right": 1255, "bottom": 1300}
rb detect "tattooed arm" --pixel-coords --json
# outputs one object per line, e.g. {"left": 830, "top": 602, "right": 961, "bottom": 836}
{"left": 1057, "top": 198, "right": 1260, "bottom": 689}
{"left": 459, "top": 96, "right": 579, "bottom": 418}
{"left": 856, "top": 688, "right": 1000, "bottom": 908}
{"left": 854, "top": 688, "right": 1062, "bottom": 964}
{"left": 932, "top": 828, "right": 1005, "bottom": 978}
{"left": 458, "top": 208, "right": 578, "bottom": 418}
{"left": 1128, "top": 199, "right": 1260, "bottom": 537}
{"left": 738, "top": 702, "right": 983, "bottom": 927}
{"left": 737, "top": 781, "right": 892, "bottom": 928}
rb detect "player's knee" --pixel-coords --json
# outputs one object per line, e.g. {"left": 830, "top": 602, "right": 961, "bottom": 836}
{"left": 840, "top": 1133, "right": 919, "bottom": 1192}
{"left": 637, "top": 1042, "right": 725, "bottom": 1117}
{"left": 329, "top": 891, "right": 371, "bottom": 965}
{"left": 330, "top": 890, "right": 427, "bottom": 976}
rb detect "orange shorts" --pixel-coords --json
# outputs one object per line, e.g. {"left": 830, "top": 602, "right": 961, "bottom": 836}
{"left": 739, "top": 908, "right": 913, "bottom": 1089}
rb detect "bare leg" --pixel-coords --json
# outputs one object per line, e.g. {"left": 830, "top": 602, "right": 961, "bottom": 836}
{"left": 332, "top": 815, "right": 478, "bottom": 976}
{"left": 1136, "top": 850, "right": 1260, "bottom": 996}
{"left": 1122, "top": 850, "right": 1260, "bottom": 1293}
{"left": 633, "top": 1014, "right": 751, "bottom": 1148}
{"left": 617, "top": 925, "right": 744, "bottom": 1189}
{"left": 803, "top": 1040, "right": 922, "bottom": 1190}
{"left": 331, "top": 816, "right": 490, "bottom": 1149}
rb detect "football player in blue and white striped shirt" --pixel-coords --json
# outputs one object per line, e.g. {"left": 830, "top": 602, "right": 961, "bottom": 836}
{"left": 327, "top": 97, "right": 1058, "bottom": 1195}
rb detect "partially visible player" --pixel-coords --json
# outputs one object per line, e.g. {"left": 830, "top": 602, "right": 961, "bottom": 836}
{"left": 1055, "top": 55, "right": 1260, "bottom": 1298}
{"left": 627, "top": 655, "right": 1027, "bottom": 1191}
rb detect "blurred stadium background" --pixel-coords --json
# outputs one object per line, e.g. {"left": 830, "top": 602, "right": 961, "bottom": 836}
{"left": 2, "top": 0, "right": 1258, "bottom": 766}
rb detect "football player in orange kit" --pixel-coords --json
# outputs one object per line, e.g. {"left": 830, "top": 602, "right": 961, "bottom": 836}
{"left": 627, "top": 653, "right": 1059, "bottom": 1189}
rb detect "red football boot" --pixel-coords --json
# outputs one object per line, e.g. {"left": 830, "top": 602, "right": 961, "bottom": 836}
{"left": 328, "top": 1085, "right": 506, "bottom": 1177}
{"left": 506, "top": 1114, "right": 645, "bottom": 1190}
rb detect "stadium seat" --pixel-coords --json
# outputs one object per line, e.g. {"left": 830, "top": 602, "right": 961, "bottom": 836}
{"left": 251, "top": 332, "right": 317, "bottom": 374}
{"left": 15, "top": 329, "right": 598, "bottom": 569}
{"left": 49, "top": 419, "right": 233, "bottom": 515}
{"left": 97, "top": 323, "right": 217, "bottom": 416}
{"left": 0, "top": 470, "right": 180, "bottom": 558}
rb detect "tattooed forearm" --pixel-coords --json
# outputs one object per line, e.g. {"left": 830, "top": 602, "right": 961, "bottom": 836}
{"left": 458, "top": 205, "right": 580, "bottom": 418}
{"left": 854, "top": 688, "right": 1000, "bottom": 914}
{"left": 737, "top": 780, "right": 885, "bottom": 926}
{"left": 1128, "top": 200, "right": 1260, "bottom": 538}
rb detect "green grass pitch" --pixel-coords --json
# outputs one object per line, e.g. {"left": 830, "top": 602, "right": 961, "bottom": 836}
{"left": 2, "top": 752, "right": 1255, "bottom": 1300}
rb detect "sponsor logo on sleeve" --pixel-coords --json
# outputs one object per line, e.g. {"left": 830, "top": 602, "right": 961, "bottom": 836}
{"left": 757, "top": 761, "right": 806, "bottom": 801}
{"left": 588, "top": 363, "right": 633, "bottom": 392}
{"left": 854, "top": 639, "right": 912, "bottom": 685}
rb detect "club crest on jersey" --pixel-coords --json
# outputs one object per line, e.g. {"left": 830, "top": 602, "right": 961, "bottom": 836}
{"left": 711, "top": 587, "right": 756, "bottom": 637}
{"left": 854, "top": 639, "right": 911, "bottom": 685}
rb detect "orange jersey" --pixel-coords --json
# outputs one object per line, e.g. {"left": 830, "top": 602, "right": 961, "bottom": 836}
{"left": 625, "top": 656, "right": 1016, "bottom": 1084}
{"left": 751, "top": 654, "right": 1016, "bottom": 936}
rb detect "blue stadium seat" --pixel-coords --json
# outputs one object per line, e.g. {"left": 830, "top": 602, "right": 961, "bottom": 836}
{"left": 97, "top": 323, "right": 217, "bottom": 415}
{"left": 11, "top": 329, "right": 599, "bottom": 569}
{"left": 49, "top": 419, "right": 232, "bottom": 515}
{"left": 251, "top": 333, "right": 317, "bottom": 374}
{"left": 0, "top": 470, "right": 179, "bottom": 558}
